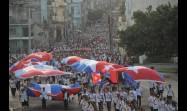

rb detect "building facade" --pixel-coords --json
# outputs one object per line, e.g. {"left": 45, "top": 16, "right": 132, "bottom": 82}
{"left": 9, "top": 0, "right": 42, "bottom": 54}
{"left": 41, "top": 0, "right": 48, "bottom": 23}
{"left": 71, "top": 0, "right": 82, "bottom": 29}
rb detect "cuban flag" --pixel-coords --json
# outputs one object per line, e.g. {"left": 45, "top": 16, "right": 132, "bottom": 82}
{"left": 22, "top": 52, "right": 52, "bottom": 62}
{"left": 9, "top": 52, "right": 52, "bottom": 73}
{"left": 27, "top": 82, "right": 41, "bottom": 97}
{"left": 27, "top": 83, "right": 81, "bottom": 100}
{"left": 9, "top": 59, "right": 48, "bottom": 73}
{"left": 61, "top": 56, "right": 82, "bottom": 65}
{"left": 15, "top": 64, "right": 64, "bottom": 79}
{"left": 92, "top": 72, "right": 101, "bottom": 85}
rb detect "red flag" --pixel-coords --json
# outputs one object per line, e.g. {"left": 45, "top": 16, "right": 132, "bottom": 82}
{"left": 92, "top": 72, "right": 101, "bottom": 85}
{"left": 109, "top": 70, "right": 118, "bottom": 84}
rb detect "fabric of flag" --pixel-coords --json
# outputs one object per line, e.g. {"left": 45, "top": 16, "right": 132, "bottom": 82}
{"left": 27, "top": 82, "right": 41, "bottom": 97}
{"left": 109, "top": 70, "right": 118, "bottom": 83}
{"left": 9, "top": 52, "right": 52, "bottom": 73}
{"left": 61, "top": 56, "right": 83, "bottom": 65}
{"left": 99, "top": 79, "right": 110, "bottom": 90}
{"left": 112, "top": 66, "right": 165, "bottom": 83}
{"left": 122, "top": 72, "right": 136, "bottom": 86}
{"left": 92, "top": 72, "right": 101, "bottom": 85}
{"left": 27, "top": 83, "right": 81, "bottom": 100}
{"left": 22, "top": 52, "right": 52, "bottom": 62}
{"left": 15, "top": 64, "right": 65, "bottom": 79}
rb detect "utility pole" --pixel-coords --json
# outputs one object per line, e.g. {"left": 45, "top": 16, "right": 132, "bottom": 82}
{"left": 108, "top": 0, "right": 112, "bottom": 52}
{"left": 28, "top": 7, "right": 31, "bottom": 54}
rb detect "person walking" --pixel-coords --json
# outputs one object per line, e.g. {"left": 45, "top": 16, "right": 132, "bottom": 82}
{"left": 16, "top": 79, "right": 21, "bottom": 92}
{"left": 19, "top": 88, "right": 28, "bottom": 111}
{"left": 41, "top": 87, "right": 47, "bottom": 109}
{"left": 158, "top": 83, "right": 164, "bottom": 98}
{"left": 136, "top": 85, "right": 142, "bottom": 108}
{"left": 89, "top": 90, "right": 97, "bottom": 111}
{"left": 148, "top": 93, "right": 154, "bottom": 111}
{"left": 96, "top": 90, "right": 104, "bottom": 111}
{"left": 104, "top": 88, "right": 112, "bottom": 111}
{"left": 9, "top": 78, "right": 16, "bottom": 97}
{"left": 166, "top": 84, "right": 174, "bottom": 104}
{"left": 63, "top": 89, "right": 69, "bottom": 109}
{"left": 112, "top": 88, "right": 119, "bottom": 111}
{"left": 153, "top": 95, "right": 160, "bottom": 111}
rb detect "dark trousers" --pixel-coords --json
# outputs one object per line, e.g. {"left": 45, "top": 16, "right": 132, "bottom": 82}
{"left": 150, "top": 107, "right": 153, "bottom": 111}
{"left": 64, "top": 99, "right": 68, "bottom": 108}
{"left": 150, "top": 88, "right": 154, "bottom": 95}
{"left": 137, "top": 95, "right": 141, "bottom": 107}
{"left": 159, "top": 90, "right": 163, "bottom": 98}
{"left": 153, "top": 109, "right": 158, "bottom": 111}
{"left": 167, "top": 96, "right": 172, "bottom": 103}
{"left": 16, "top": 83, "right": 20, "bottom": 91}
{"left": 42, "top": 98, "right": 46, "bottom": 109}
{"left": 106, "top": 101, "right": 111, "bottom": 111}
{"left": 11, "top": 88, "right": 16, "bottom": 97}
{"left": 114, "top": 103, "right": 116, "bottom": 111}
{"left": 91, "top": 102, "right": 97, "bottom": 111}
{"left": 98, "top": 102, "right": 103, "bottom": 111}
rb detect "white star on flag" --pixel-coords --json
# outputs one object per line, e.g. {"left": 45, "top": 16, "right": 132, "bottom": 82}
{"left": 104, "top": 65, "right": 113, "bottom": 71}
{"left": 127, "top": 66, "right": 139, "bottom": 73}
{"left": 35, "top": 54, "right": 43, "bottom": 58}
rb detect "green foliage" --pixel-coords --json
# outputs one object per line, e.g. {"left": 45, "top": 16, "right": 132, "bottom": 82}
{"left": 119, "top": 3, "right": 178, "bottom": 58}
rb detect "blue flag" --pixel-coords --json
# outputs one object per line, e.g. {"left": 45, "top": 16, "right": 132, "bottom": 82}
{"left": 122, "top": 72, "right": 137, "bottom": 88}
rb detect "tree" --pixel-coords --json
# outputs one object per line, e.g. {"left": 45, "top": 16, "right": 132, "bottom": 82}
{"left": 119, "top": 3, "right": 178, "bottom": 58}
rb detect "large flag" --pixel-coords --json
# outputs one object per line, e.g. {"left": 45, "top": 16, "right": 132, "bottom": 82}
{"left": 112, "top": 66, "right": 165, "bottom": 83}
{"left": 15, "top": 64, "right": 67, "bottom": 79}
{"left": 61, "top": 56, "right": 83, "bottom": 65}
{"left": 9, "top": 52, "right": 52, "bottom": 73}
{"left": 22, "top": 52, "right": 52, "bottom": 62}
{"left": 27, "top": 83, "right": 81, "bottom": 100}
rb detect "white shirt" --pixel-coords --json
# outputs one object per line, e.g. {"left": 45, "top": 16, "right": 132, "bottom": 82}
{"left": 41, "top": 91, "right": 48, "bottom": 100}
{"left": 125, "top": 105, "right": 132, "bottom": 111}
{"left": 132, "top": 90, "right": 137, "bottom": 101}
{"left": 113, "top": 91, "right": 119, "bottom": 103}
{"left": 89, "top": 93, "right": 96, "bottom": 102}
{"left": 119, "top": 100, "right": 126, "bottom": 111}
{"left": 153, "top": 97, "right": 160, "bottom": 109}
{"left": 167, "top": 88, "right": 174, "bottom": 97}
{"left": 159, "top": 84, "right": 164, "bottom": 91}
{"left": 104, "top": 92, "right": 112, "bottom": 102}
{"left": 127, "top": 94, "right": 135, "bottom": 102}
{"left": 82, "top": 101, "right": 89, "bottom": 111}
{"left": 115, "top": 98, "right": 121, "bottom": 109}
{"left": 9, "top": 80, "right": 16, "bottom": 88}
{"left": 149, "top": 81, "right": 155, "bottom": 88}
{"left": 159, "top": 100, "right": 166, "bottom": 111}
{"left": 136, "top": 87, "right": 142, "bottom": 96}
{"left": 148, "top": 96, "right": 154, "bottom": 107}
{"left": 96, "top": 93, "right": 104, "bottom": 102}
{"left": 87, "top": 103, "right": 94, "bottom": 111}
{"left": 20, "top": 90, "right": 28, "bottom": 102}
{"left": 64, "top": 92, "right": 68, "bottom": 100}
{"left": 122, "top": 91, "right": 128, "bottom": 100}
{"left": 80, "top": 99, "right": 84, "bottom": 108}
